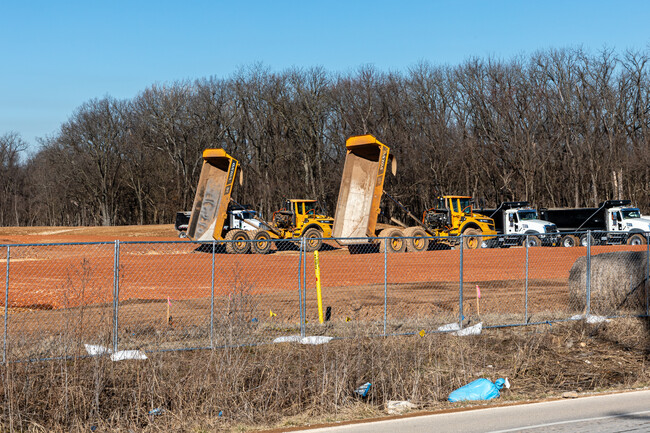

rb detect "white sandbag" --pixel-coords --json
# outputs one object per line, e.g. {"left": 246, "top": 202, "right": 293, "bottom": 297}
{"left": 111, "top": 350, "right": 148, "bottom": 361}
{"left": 301, "top": 336, "right": 334, "bottom": 345}
{"left": 273, "top": 335, "right": 302, "bottom": 343}
{"left": 84, "top": 344, "right": 112, "bottom": 356}
{"left": 438, "top": 322, "right": 461, "bottom": 332}
{"left": 453, "top": 322, "right": 482, "bottom": 336}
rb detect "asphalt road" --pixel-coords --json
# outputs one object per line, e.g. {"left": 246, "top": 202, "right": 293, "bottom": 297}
{"left": 295, "top": 390, "right": 650, "bottom": 433}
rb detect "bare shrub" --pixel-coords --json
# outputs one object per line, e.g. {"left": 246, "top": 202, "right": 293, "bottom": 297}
{"left": 213, "top": 266, "right": 260, "bottom": 346}
{"left": 1, "top": 321, "right": 648, "bottom": 432}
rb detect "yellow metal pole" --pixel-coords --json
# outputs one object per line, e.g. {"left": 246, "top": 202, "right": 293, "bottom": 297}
{"left": 314, "top": 250, "right": 324, "bottom": 324}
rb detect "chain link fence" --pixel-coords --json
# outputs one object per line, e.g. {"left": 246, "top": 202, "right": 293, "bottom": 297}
{"left": 1, "top": 231, "right": 648, "bottom": 362}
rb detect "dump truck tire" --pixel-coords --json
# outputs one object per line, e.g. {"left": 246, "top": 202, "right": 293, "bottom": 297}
{"left": 403, "top": 227, "right": 429, "bottom": 252}
{"left": 378, "top": 228, "right": 406, "bottom": 253}
{"left": 225, "top": 230, "right": 250, "bottom": 254}
{"left": 251, "top": 229, "right": 272, "bottom": 254}
{"left": 561, "top": 234, "right": 577, "bottom": 247}
{"left": 462, "top": 228, "right": 482, "bottom": 250}
{"left": 627, "top": 234, "right": 647, "bottom": 245}
{"left": 523, "top": 235, "right": 541, "bottom": 247}
{"left": 302, "top": 227, "right": 323, "bottom": 252}
{"left": 579, "top": 233, "right": 595, "bottom": 247}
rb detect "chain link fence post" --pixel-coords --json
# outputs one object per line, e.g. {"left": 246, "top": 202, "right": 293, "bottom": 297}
{"left": 112, "top": 240, "right": 120, "bottom": 353}
{"left": 525, "top": 235, "right": 529, "bottom": 324}
{"left": 586, "top": 230, "right": 591, "bottom": 316}
{"left": 3, "top": 246, "right": 9, "bottom": 364}
{"left": 210, "top": 241, "right": 216, "bottom": 349}
{"left": 646, "top": 232, "right": 649, "bottom": 317}
{"left": 459, "top": 235, "right": 464, "bottom": 329}
{"left": 384, "top": 239, "right": 388, "bottom": 337}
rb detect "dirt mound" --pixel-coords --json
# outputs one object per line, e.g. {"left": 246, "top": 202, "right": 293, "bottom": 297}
{"left": 0, "top": 224, "right": 178, "bottom": 243}
{"left": 568, "top": 251, "right": 649, "bottom": 315}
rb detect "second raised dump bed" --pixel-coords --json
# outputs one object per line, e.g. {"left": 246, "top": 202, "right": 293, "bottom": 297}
{"left": 332, "top": 134, "right": 395, "bottom": 246}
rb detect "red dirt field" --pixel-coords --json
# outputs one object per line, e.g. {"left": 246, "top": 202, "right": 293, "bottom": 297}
{"left": 0, "top": 225, "right": 646, "bottom": 314}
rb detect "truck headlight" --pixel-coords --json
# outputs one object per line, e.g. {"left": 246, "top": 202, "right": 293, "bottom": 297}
{"left": 478, "top": 219, "right": 491, "bottom": 224}
{"left": 522, "top": 224, "right": 528, "bottom": 229}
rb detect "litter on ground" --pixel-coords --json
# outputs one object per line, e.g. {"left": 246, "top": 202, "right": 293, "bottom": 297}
{"left": 448, "top": 377, "right": 510, "bottom": 402}
{"left": 386, "top": 400, "right": 417, "bottom": 414}
{"left": 354, "top": 382, "right": 371, "bottom": 397}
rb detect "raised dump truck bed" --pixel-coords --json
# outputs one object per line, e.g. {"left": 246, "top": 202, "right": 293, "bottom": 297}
{"left": 332, "top": 135, "right": 394, "bottom": 245}
{"left": 186, "top": 149, "right": 239, "bottom": 241}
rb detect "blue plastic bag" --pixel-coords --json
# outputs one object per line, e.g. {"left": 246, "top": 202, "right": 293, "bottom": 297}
{"left": 354, "top": 382, "right": 372, "bottom": 397}
{"left": 448, "top": 378, "right": 507, "bottom": 402}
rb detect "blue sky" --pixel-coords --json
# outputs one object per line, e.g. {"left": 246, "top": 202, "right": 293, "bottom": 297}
{"left": 2, "top": 0, "right": 649, "bottom": 150}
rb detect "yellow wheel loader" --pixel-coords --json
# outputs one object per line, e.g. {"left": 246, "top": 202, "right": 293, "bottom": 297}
{"left": 250, "top": 199, "right": 334, "bottom": 254}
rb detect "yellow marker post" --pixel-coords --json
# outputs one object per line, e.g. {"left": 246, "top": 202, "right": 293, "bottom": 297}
{"left": 314, "top": 250, "right": 324, "bottom": 324}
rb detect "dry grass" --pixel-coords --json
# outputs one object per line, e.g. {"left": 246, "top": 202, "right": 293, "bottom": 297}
{"left": 0, "top": 318, "right": 649, "bottom": 432}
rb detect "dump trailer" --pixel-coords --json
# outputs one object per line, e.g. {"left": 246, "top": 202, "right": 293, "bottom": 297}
{"left": 183, "top": 148, "right": 265, "bottom": 253}
{"left": 476, "top": 201, "right": 559, "bottom": 247}
{"left": 332, "top": 134, "right": 496, "bottom": 252}
{"left": 332, "top": 134, "right": 397, "bottom": 250}
{"left": 539, "top": 200, "right": 650, "bottom": 246}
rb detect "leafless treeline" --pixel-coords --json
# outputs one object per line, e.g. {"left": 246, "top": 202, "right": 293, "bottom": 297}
{"left": 2, "top": 48, "right": 649, "bottom": 226}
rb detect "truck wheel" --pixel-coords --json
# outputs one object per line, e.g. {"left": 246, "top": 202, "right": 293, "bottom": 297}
{"left": 251, "top": 230, "right": 272, "bottom": 254}
{"left": 378, "top": 228, "right": 406, "bottom": 253}
{"left": 627, "top": 234, "right": 646, "bottom": 245}
{"left": 462, "top": 228, "right": 482, "bottom": 250}
{"left": 560, "top": 235, "right": 577, "bottom": 248}
{"left": 403, "top": 227, "right": 429, "bottom": 252}
{"left": 225, "top": 230, "right": 251, "bottom": 254}
{"left": 302, "top": 228, "right": 323, "bottom": 252}
{"left": 579, "top": 233, "right": 594, "bottom": 247}
{"left": 523, "top": 235, "right": 541, "bottom": 247}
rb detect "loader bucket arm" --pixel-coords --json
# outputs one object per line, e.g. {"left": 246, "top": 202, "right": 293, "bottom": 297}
{"left": 186, "top": 149, "right": 239, "bottom": 241}
{"left": 332, "top": 135, "right": 395, "bottom": 245}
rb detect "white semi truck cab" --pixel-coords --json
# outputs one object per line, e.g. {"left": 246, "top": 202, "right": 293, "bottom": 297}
{"left": 604, "top": 206, "right": 650, "bottom": 245}
{"left": 478, "top": 202, "right": 559, "bottom": 247}
{"left": 175, "top": 205, "right": 262, "bottom": 239}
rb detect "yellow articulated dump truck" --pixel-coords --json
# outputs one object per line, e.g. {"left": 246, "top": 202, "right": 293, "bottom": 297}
{"left": 182, "top": 148, "right": 333, "bottom": 254}
{"left": 332, "top": 134, "right": 496, "bottom": 252}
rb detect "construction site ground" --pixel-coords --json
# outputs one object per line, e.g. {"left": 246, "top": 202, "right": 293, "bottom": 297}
{"left": 0, "top": 225, "right": 646, "bottom": 339}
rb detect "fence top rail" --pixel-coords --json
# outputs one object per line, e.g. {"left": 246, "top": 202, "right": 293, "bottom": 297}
{"left": 0, "top": 241, "right": 117, "bottom": 248}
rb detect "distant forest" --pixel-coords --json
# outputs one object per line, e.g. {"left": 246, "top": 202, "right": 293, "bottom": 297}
{"left": 1, "top": 47, "right": 649, "bottom": 227}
